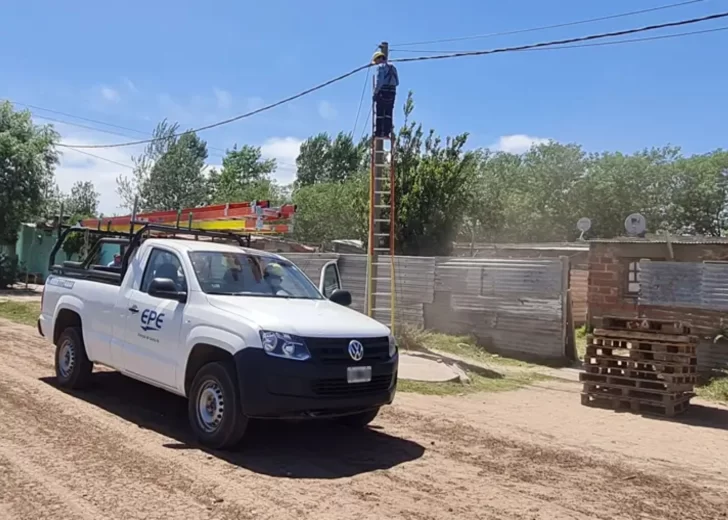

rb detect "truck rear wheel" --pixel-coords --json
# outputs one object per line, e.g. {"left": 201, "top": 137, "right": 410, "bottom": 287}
{"left": 188, "top": 362, "right": 248, "bottom": 450}
{"left": 55, "top": 327, "right": 93, "bottom": 389}
{"left": 337, "top": 408, "right": 380, "bottom": 428}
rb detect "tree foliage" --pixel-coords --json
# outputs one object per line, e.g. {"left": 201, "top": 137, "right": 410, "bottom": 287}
{"left": 116, "top": 120, "right": 209, "bottom": 212}
{"left": 393, "top": 93, "right": 477, "bottom": 256}
{"left": 0, "top": 102, "right": 58, "bottom": 244}
{"left": 209, "top": 145, "right": 280, "bottom": 203}
{"left": 66, "top": 180, "right": 100, "bottom": 218}
{"left": 295, "top": 132, "right": 367, "bottom": 186}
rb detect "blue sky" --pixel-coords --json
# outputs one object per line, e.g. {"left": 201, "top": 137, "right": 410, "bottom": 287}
{"left": 2, "top": 0, "right": 727, "bottom": 214}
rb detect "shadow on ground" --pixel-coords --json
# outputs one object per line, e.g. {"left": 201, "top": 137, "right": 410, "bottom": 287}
{"left": 41, "top": 372, "right": 425, "bottom": 479}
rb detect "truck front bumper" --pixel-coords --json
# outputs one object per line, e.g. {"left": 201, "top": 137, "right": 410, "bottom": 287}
{"left": 233, "top": 348, "right": 398, "bottom": 419}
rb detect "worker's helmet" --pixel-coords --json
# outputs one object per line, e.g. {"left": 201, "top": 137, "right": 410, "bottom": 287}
{"left": 264, "top": 262, "right": 285, "bottom": 280}
{"left": 371, "top": 51, "right": 386, "bottom": 63}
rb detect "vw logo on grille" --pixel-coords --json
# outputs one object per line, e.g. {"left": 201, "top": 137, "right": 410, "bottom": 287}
{"left": 348, "top": 340, "right": 364, "bottom": 361}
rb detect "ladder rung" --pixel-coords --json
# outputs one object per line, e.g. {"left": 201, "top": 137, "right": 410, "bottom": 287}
{"left": 373, "top": 292, "right": 392, "bottom": 296}
{"left": 374, "top": 191, "right": 390, "bottom": 194}
{"left": 374, "top": 205, "right": 389, "bottom": 209}
{"left": 373, "top": 233, "right": 389, "bottom": 236}
{"left": 374, "top": 262, "right": 393, "bottom": 266}
{"left": 374, "top": 219, "right": 389, "bottom": 223}
{"left": 373, "top": 247, "right": 390, "bottom": 251}
{"left": 371, "top": 308, "right": 392, "bottom": 312}
{"left": 372, "top": 277, "right": 391, "bottom": 281}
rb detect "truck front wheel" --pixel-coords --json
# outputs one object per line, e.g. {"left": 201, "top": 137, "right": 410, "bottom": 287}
{"left": 55, "top": 327, "right": 93, "bottom": 389}
{"left": 188, "top": 362, "right": 248, "bottom": 450}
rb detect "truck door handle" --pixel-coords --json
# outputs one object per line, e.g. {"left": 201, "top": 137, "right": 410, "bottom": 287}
{"left": 128, "top": 306, "right": 139, "bottom": 314}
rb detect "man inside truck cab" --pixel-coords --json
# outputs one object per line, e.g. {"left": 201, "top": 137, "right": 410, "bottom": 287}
{"left": 263, "top": 262, "right": 292, "bottom": 297}
{"left": 106, "top": 253, "right": 121, "bottom": 268}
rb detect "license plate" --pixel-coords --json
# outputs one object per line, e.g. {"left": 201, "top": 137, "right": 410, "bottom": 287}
{"left": 347, "top": 366, "right": 372, "bottom": 384}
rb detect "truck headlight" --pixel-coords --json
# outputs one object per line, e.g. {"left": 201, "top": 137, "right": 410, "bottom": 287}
{"left": 388, "top": 334, "right": 397, "bottom": 358}
{"left": 260, "top": 331, "right": 311, "bottom": 361}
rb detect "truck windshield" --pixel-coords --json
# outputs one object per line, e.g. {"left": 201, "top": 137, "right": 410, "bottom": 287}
{"left": 188, "top": 251, "right": 323, "bottom": 300}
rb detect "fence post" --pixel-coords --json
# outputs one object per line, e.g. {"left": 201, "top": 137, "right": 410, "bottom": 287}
{"left": 560, "top": 255, "right": 575, "bottom": 359}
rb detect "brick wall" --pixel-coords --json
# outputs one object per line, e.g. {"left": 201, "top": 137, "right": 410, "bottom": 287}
{"left": 587, "top": 242, "right": 728, "bottom": 371}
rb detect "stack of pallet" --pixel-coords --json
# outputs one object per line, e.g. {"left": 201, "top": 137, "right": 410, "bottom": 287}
{"left": 580, "top": 316, "right": 698, "bottom": 417}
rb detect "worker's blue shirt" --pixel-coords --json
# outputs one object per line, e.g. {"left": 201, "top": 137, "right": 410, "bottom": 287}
{"left": 374, "top": 63, "right": 399, "bottom": 95}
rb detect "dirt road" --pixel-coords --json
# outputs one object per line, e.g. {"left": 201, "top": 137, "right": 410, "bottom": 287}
{"left": 1, "top": 318, "right": 727, "bottom": 520}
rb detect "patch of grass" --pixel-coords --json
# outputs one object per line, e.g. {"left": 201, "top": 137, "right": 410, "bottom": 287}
{"left": 0, "top": 300, "right": 40, "bottom": 326}
{"left": 396, "top": 327, "right": 535, "bottom": 368}
{"left": 696, "top": 371, "right": 728, "bottom": 404}
{"left": 398, "top": 371, "right": 550, "bottom": 396}
{"left": 575, "top": 325, "right": 587, "bottom": 360}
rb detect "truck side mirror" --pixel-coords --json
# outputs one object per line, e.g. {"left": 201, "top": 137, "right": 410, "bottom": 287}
{"left": 329, "top": 289, "right": 352, "bottom": 307}
{"left": 149, "top": 277, "right": 187, "bottom": 303}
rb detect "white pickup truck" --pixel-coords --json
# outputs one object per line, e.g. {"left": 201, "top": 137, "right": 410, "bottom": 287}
{"left": 38, "top": 232, "right": 398, "bottom": 449}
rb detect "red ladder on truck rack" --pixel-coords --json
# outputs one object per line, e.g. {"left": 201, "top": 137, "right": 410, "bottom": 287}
{"left": 81, "top": 200, "right": 296, "bottom": 234}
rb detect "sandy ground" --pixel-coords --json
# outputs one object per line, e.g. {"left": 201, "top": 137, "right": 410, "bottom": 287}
{"left": 0, "top": 318, "right": 727, "bottom": 520}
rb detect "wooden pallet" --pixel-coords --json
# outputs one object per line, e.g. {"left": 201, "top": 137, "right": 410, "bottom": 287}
{"left": 582, "top": 382, "right": 693, "bottom": 402}
{"left": 592, "top": 329, "right": 697, "bottom": 345}
{"left": 579, "top": 372, "right": 694, "bottom": 393}
{"left": 589, "top": 335, "right": 698, "bottom": 354}
{"left": 582, "top": 364, "right": 698, "bottom": 385}
{"left": 580, "top": 392, "right": 692, "bottom": 417}
{"left": 601, "top": 316, "right": 692, "bottom": 336}
{"left": 583, "top": 356, "right": 698, "bottom": 374}
{"left": 584, "top": 346, "right": 697, "bottom": 367}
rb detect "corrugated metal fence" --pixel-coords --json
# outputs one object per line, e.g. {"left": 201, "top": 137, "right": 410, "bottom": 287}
{"left": 639, "top": 261, "right": 728, "bottom": 310}
{"left": 283, "top": 253, "right": 569, "bottom": 361}
{"left": 639, "top": 261, "right": 728, "bottom": 370}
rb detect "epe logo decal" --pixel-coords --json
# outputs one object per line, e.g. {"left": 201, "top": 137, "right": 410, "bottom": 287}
{"left": 141, "top": 309, "right": 165, "bottom": 332}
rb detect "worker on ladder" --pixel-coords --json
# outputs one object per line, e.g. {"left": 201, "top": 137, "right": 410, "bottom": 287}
{"left": 372, "top": 50, "right": 399, "bottom": 138}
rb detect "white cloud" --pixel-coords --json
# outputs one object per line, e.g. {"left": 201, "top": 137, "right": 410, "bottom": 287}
{"left": 260, "top": 137, "right": 303, "bottom": 185}
{"left": 100, "top": 86, "right": 120, "bottom": 103}
{"left": 317, "top": 100, "right": 337, "bottom": 121}
{"left": 213, "top": 88, "right": 232, "bottom": 110}
{"left": 53, "top": 124, "right": 142, "bottom": 215}
{"left": 122, "top": 78, "right": 138, "bottom": 93}
{"left": 491, "top": 134, "right": 549, "bottom": 154}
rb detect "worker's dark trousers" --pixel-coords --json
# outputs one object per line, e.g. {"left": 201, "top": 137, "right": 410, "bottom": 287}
{"left": 375, "top": 88, "right": 396, "bottom": 138}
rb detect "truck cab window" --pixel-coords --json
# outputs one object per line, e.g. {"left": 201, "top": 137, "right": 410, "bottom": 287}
{"left": 322, "top": 264, "right": 341, "bottom": 297}
{"left": 141, "top": 249, "right": 187, "bottom": 293}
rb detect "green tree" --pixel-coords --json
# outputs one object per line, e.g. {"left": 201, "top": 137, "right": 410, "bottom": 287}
{"left": 291, "top": 174, "right": 368, "bottom": 245}
{"left": 66, "top": 180, "right": 100, "bottom": 217}
{"left": 0, "top": 102, "right": 59, "bottom": 245}
{"left": 664, "top": 150, "right": 728, "bottom": 236}
{"left": 295, "top": 132, "right": 367, "bottom": 186}
{"left": 393, "top": 93, "right": 478, "bottom": 256}
{"left": 116, "top": 120, "right": 209, "bottom": 211}
{"left": 210, "top": 145, "right": 280, "bottom": 203}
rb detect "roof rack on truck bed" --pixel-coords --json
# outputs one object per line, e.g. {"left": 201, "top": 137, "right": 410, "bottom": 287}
{"left": 48, "top": 199, "right": 296, "bottom": 280}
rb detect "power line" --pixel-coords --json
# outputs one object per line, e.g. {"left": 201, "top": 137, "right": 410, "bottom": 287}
{"left": 390, "top": 25, "right": 728, "bottom": 54}
{"left": 60, "top": 146, "right": 135, "bottom": 170}
{"left": 61, "top": 64, "right": 371, "bottom": 149}
{"left": 389, "top": 11, "right": 728, "bottom": 63}
{"left": 9, "top": 100, "right": 228, "bottom": 158}
{"left": 11, "top": 101, "right": 151, "bottom": 136}
{"left": 32, "top": 114, "right": 144, "bottom": 140}
{"left": 352, "top": 67, "right": 371, "bottom": 138}
{"left": 392, "top": 0, "right": 706, "bottom": 47}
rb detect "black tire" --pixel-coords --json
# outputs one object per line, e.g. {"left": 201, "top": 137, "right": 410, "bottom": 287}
{"left": 337, "top": 408, "right": 380, "bottom": 428}
{"left": 188, "top": 362, "right": 248, "bottom": 450}
{"left": 55, "top": 327, "right": 93, "bottom": 389}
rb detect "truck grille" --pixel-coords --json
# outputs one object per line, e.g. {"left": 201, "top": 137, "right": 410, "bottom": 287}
{"left": 312, "top": 374, "right": 393, "bottom": 397}
{"left": 304, "top": 336, "right": 390, "bottom": 365}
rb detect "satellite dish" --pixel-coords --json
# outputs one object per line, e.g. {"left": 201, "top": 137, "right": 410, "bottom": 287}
{"left": 576, "top": 217, "right": 592, "bottom": 241}
{"left": 624, "top": 213, "right": 647, "bottom": 236}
